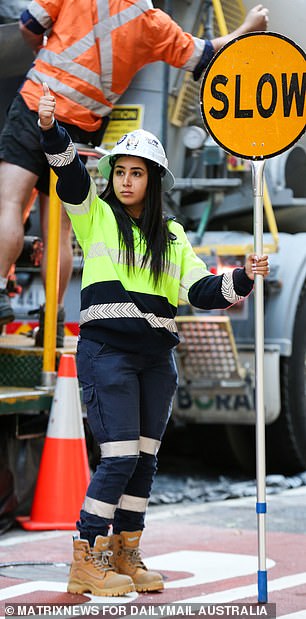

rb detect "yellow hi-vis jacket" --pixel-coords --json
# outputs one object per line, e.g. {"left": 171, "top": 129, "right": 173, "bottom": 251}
{"left": 20, "top": 0, "right": 207, "bottom": 132}
{"left": 40, "top": 122, "right": 254, "bottom": 354}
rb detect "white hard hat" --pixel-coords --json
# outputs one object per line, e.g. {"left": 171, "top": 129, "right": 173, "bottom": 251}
{"left": 98, "top": 130, "right": 175, "bottom": 191}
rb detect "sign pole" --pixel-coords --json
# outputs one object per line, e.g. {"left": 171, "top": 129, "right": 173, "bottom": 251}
{"left": 251, "top": 160, "right": 267, "bottom": 603}
{"left": 200, "top": 30, "right": 305, "bottom": 606}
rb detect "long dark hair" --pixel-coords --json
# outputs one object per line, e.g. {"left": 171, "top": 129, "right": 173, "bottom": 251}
{"left": 101, "top": 158, "right": 171, "bottom": 285}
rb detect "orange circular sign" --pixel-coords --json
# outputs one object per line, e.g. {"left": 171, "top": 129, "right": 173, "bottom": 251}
{"left": 200, "top": 32, "right": 306, "bottom": 160}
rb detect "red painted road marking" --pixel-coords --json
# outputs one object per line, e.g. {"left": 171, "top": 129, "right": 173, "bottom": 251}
{"left": 0, "top": 511, "right": 305, "bottom": 616}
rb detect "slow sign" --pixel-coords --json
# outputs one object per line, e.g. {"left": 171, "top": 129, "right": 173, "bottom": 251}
{"left": 200, "top": 32, "right": 305, "bottom": 159}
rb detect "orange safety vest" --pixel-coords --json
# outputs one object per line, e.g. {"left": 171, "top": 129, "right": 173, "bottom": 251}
{"left": 20, "top": 0, "right": 205, "bottom": 132}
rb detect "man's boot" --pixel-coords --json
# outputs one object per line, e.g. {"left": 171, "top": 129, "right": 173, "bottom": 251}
{"left": 111, "top": 530, "right": 164, "bottom": 592}
{"left": 67, "top": 536, "right": 135, "bottom": 596}
{"left": 0, "top": 289, "right": 14, "bottom": 326}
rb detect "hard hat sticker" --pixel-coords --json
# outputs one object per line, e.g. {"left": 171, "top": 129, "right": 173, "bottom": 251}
{"left": 146, "top": 138, "right": 159, "bottom": 149}
{"left": 116, "top": 134, "right": 128, "bottom": 145}
{"left": 200, "top": 32, "right": 306, "bottom": 160}
{"left": 126, "top": 135, "right": 139, "bottom": 150}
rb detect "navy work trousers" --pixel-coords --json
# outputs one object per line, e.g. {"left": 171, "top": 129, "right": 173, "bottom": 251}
{"left": 76, "top": 338, "right": 178, "bottom": 545}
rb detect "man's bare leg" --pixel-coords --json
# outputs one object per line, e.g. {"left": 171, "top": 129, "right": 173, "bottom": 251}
{"left": 0, "top": 161, "right": 39, "bottom": 324}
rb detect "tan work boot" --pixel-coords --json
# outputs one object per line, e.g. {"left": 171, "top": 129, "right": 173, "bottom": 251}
{"left": 111, "top": 530, "right": 164, "bottom": 592}
{"left": 67, "top": 535, "right": 135, "bottom": 596}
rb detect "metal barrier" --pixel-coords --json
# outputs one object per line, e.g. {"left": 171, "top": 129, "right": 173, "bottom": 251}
{"left": 175, "top": 315, "right": 246, "bottom": 391}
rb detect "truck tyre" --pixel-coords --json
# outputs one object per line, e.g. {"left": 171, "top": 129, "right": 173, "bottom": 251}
{"left": 265, "top": 284, "right": 306, "bottom": 474}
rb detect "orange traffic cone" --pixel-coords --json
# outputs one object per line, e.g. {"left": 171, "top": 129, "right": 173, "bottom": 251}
{"left": 18, "top": 354, "right": 90, "bottom": 530}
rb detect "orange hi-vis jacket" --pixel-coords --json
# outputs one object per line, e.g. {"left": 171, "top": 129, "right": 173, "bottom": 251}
{"left": 20, "top": 0, "right": 207, "bottom": 132}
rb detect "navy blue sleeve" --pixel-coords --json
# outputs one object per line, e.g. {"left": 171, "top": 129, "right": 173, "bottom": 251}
{"left": 40, "top": 121, "right": 91, "bottom": 204}
{"left": 193, "top": 40, "right": 215, "bottom": 81}
{"left": 188, "top": 268, "right": 253, "bottom": 309}
{"left": 232, "top": 267, "right": 254, "bottom": 296}
{"left": 20, "top": 9, "right": 46, "bottom": 34}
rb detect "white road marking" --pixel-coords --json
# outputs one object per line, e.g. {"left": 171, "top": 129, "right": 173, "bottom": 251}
{"left": 0, "top": 581, "right": 67, "bottom": 600}
{"left": 0, "top": 580, "right": 137, "bottom": 603}
{"left": 0, "top": 550, "right": 304, "bottom": 614}
{"left": 146, "top": 550, "right": 274, "bottom": 587}
{"left": 278, "top": 613, "right": 306, "bottom": 619}
{"left": 176, "top": 572, "right": 306, "bottom": 603}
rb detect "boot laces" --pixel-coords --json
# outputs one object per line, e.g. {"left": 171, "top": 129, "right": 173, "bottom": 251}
{"left": 125, "top": 546, "right": 146, "bottom": 570}
{"left": 89, "top": 548, "right": 114, "bottom": 572}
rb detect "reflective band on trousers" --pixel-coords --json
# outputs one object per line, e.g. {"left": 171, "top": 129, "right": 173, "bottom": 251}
{"left": 139, "top": 436, "right": 161, "bottom": 455}
{"left": 99, "top": 437, "right": 161, "bottom": 457}
{"left": 100, "top": 440, "right": 139, "bottom": 458}
{"left": 83, "top": 496, "right": 117, "bottom": 518}
{"left": 80, "top": 302, "right": 178, "bottom": 333}
{"left": 118, "top": 494, "right": 149, "bottom": 512}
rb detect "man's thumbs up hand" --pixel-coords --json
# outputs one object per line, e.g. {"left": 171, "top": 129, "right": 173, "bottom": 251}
{"left": 38, "top": 82, "right": 56, "bottom": 130}
{"left": 43, "top": 82, "right": 50, "bottom": 97}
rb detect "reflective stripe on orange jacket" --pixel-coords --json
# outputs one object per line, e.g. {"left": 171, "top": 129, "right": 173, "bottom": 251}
{"left": 20, "top": 0, "right": 206, "bottom": 131}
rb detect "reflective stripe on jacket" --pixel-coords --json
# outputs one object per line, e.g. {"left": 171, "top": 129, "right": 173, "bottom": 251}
{"left": 20, "top": 0, "right": 206, "bottom": 131}
{"left": 40, "top": 122, "right": 253, "bottom": 353}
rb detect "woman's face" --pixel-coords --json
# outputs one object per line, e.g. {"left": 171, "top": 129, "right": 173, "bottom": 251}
{"left": 113, "top": 156, "right": 148, "bottom": 218}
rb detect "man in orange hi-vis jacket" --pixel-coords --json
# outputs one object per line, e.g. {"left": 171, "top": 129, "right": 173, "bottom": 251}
{"left": 0, "top": 1, "right": 269, "bottom": 343}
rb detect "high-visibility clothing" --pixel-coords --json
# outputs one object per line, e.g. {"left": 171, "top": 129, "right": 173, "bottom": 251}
{"left": 76, "top": 337, "right": 177, "bottom": 540}
{"left": 40, "top": 122, "right": 254, "bottom": 354}
{"left": 20, "top": 0, "right": 207, "bottom": 131}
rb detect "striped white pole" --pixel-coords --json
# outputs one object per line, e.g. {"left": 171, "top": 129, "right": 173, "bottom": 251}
{"left": 251, "top": 159, "right": 267, "bottom": 603}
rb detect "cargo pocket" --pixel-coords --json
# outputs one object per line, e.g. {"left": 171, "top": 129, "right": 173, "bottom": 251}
{"left": 82, "top": 384, "right": 106, "bottom": 443}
